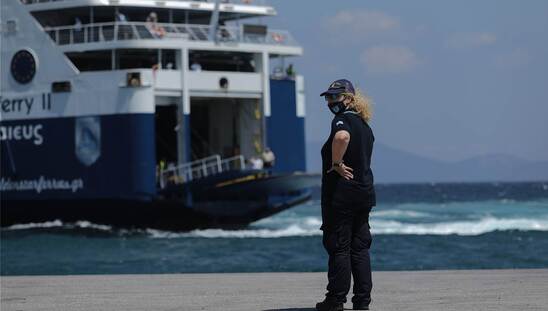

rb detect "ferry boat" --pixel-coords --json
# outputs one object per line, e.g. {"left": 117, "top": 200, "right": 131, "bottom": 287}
{"left": 0, "top": 0, "right": 319, "bottom": 231}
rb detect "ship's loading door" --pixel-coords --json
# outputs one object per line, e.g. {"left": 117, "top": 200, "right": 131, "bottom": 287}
{"left": 155, "top": 105, "right": 178, "bottom": 164}
{"left": 190, "top": 98, "right": 263, "bottom": 161}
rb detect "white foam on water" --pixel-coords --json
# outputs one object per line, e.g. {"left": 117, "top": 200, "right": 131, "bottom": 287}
{"left": 3, "top": 216, "right": 548, "bottom": 238}
{"left": 250, "top": 215, "right": 321, "bottom": 229}
{"left": 372, "top": 210, "right": 431, "bottom": 218}
{"left": 3, "top": 219, "right": 65, "bottom": 230}
{"left": 145, "top": 216, "right": 548, "bottom": 239}
{"left": 71, "top": 221, "right": 112, "bottom": 231}
{"left": 371, "top": 217, "right": 548, "bottom": 236}
{"left": 146, "top": 224, "right": 321, "bottom": 239}
{"left": 2, "top": 219, "right": 113, "bottom": 231}
{"left": 146, "top": 216, "right": 324, "bottom": 239}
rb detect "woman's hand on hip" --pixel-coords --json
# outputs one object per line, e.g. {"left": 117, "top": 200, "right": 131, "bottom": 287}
{"left": 328, "top": 163, "right": 354, "bottom": 180}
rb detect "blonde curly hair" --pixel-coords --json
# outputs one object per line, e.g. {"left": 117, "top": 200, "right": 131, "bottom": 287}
{"left": 341, "top": 88, "right": 373, "bottom": 123}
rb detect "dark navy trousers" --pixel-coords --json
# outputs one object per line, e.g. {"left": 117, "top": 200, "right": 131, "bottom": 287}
{"left": 321, "top": 191, "right": 373, "bottom": 306}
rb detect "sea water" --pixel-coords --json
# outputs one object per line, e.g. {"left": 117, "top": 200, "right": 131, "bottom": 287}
{"left": 2, "top": 182, "right": 547, "bottom": 275}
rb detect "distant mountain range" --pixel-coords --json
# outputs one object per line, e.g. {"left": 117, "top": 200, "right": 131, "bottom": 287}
{"left": 305, "top": 141, "right": 548, "bottom": 183}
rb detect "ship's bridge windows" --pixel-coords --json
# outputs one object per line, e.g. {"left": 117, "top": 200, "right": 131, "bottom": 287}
{"left": 189, "top": 50, "right": 255, "bottom": 72}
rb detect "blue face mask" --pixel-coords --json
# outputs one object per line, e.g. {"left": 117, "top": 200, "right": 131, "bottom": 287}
{"left": 328, "top": 100, "right": 346, "bottom": 115}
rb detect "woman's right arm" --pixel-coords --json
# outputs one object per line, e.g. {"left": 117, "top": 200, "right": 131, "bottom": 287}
{"left": 330, "top": 130, "right": 354, "bottom": 180}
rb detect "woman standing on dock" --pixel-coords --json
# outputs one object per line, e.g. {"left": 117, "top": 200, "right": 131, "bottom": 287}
{"left": 316, "top": 79, "right": 376, "bottom": 311}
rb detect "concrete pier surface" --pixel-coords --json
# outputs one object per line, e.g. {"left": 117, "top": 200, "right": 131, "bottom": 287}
{"left": 2, "top": 269, "right": 547, "bottom": 311}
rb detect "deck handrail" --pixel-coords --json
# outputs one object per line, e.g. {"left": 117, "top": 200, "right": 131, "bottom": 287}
{"left": 22, "top": 0, "right": 268, "bottom": 6}
{"left": 159, "top": 154, "right": 246, "bottom": 188}
{"left": 42, "top": 21, "right": 298, "bottom": 46}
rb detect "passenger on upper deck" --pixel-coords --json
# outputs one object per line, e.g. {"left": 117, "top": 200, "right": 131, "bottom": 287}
{"left": 218, "top": 21, "right": 232, "bottom": 41}
{"left": 74, "top": 17, "right": 82, "bottom": 30}
{"left": 116, "top": 12, "right": 128, "bottom": 23}
{"left": 117, "top": 12, "right": 131, "bottom": 40}
{"left": 146, "top": 12, "right": 166, "bottom": 38}
{"left": 73, "top": 17, "right": 84, "bottom": 43}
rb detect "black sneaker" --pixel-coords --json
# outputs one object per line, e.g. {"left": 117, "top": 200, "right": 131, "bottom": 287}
{"left": 352, "top": 303, "right": 370, "bottom": 310}
{"left": 315, "top": 299, "right": 343, "bottom": 311}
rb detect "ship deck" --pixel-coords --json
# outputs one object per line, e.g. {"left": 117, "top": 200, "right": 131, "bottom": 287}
{"left": 2, "top": 269, "right": 547, "bottom": 310}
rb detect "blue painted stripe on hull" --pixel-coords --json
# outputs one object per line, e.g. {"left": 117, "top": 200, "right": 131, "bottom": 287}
{"left": 1, "top": 114, "right": 156, "bottom": 200}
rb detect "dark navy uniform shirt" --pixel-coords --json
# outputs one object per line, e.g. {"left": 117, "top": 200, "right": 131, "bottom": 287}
{"left": 320, "top": 110, "right": 376, "bottom": 208}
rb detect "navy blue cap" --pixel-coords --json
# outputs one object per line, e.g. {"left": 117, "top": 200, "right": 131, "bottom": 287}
{"left": 319, "top": 79, "right": 355, "bottom": 96}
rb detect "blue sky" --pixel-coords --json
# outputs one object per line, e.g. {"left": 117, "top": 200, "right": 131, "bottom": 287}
{"left": 264, "top": 0, "right": 548, "bottom": 170}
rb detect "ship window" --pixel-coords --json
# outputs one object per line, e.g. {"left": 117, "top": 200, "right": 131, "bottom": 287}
{"left": 117, "top": 49, "right": 158, "bottom": 69}
{"left": 243, "top": 24, "right": 267, "bottom": 36}
{"left": 52, "top": 81, "right": 72, "bottom": 92}
{"left": 66, "top": 50, "right": 111, "bottom": 71}
{"left": 161, "top": 50, "right": 177, "bottom": 70}
{"left": 189, "top": 50, "right": 255, "bottom": 72}
{"left": 126, "top": 72, "right": 142, "bottom": 87}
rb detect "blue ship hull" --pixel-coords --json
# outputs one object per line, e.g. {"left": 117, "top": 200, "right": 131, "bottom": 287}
{"left": 0, "top": 189, "right": 313, "bottom": 231}
{"left": 1, "top": 169, "right": 318, "bottom": 230}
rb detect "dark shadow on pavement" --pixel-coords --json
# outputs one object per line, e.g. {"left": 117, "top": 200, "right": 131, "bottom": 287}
{"left": 263, "top": 309, "right": 359, "bottom": 311}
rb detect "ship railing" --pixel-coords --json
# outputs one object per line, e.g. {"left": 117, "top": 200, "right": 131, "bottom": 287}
{"left": 220, "top": 154, "right": 246, "bottom": 172}
{"left": 22, "top": 0, "right": 268, "bottom": 6}
{"left": 159, "top": 154, "right": 245, "bottom": 188}
{"left": 42, "top": 21, "right": 298, "bottom": 46}
{"left": 198, "top": 0, "right": 268, "bottom": 5}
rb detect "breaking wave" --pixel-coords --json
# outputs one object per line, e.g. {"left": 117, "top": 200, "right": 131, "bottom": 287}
{"left": 372, "top": 217, "right": 548, "bottom": 236}
{"left": 3, "top": 215, "right": 548, "bottom": 238}
{"left": 2, "top": 220, "right": 113, "bottom": 231}
{"left": 146, "top": 216, "right": 548, "bottom": 238}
